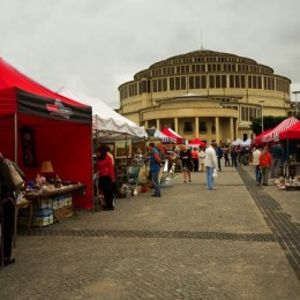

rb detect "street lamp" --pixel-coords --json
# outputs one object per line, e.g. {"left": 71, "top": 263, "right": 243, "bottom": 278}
{"left": 259, "top": 100, "right": 265, "bottom": 133}
{"left": 292, "top": 91, "right": 300, "bottom": 116}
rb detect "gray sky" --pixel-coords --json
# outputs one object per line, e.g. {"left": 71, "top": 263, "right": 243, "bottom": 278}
{"left": 1, "top": 0, "right": 300, "bottom": 108}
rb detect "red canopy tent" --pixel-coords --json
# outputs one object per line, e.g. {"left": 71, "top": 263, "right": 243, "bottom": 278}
{"left": 279, "top": 122, "right": 300, "bottom": 140}
{"left": 254, "top": 128, "right": 273, "bottom": 146}
{"left": 262, "top": 117, "right": 299, "bottom": 142}
{"left": 0, "top": 57, "right": 93, "bottom": 209}
{"left": 188, "top": 138, "right": 206, "bottom": 148}
{"left": 161, "top": 128, "right": 183, "bottom": 144}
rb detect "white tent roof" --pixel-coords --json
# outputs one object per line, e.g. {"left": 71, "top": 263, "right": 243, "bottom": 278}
{"left": 232, "top": 138, "right": 243, "bottom": 146}
{"left": 241, "top": 138, "right": 252, "bottom": 146}
{"left": 59, "top": 88, "right": 146, "bottom": 138}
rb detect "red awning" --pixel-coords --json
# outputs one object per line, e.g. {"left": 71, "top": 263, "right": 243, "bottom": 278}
{"left": 0, "top": 57, "right": 88, "bottom": 111}
{"left": 262, "top": 117, "right": 299, "bottom": 142}
{"left": 254, "top": 128, "right": 273, "bottom": 145}
{"left": 161, "top": 128, "right": 183, "bottom": 144}
{"left": 188, "top": 138, "right": 206, "bottom": 147}
{"left": 279, "top": 122, "right": 300, "bottom": 139}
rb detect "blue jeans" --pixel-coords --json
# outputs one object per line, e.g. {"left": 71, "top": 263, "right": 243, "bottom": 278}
{"left": 255, "top": 165, "right": 262, "bottom": 184}
{"left": 151, "top": 171, "right": 161, "bottom": 196}
{"left": 206, "top": 167, "right": 214, "bottom": 190}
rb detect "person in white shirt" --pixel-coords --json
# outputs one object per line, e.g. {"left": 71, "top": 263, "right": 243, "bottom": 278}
{"left": 252, "top": 146, "right": 262, "bottom": 185}
{"left": 198, "top": 148, "right": 205, "bottom": 171}
{"left": 204, "top": 141, "right": 219, "bottom": 190}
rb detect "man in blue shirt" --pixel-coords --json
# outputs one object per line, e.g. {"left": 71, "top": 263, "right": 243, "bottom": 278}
{"left": 149, "top": 143, "right": 162, "bottom": 197}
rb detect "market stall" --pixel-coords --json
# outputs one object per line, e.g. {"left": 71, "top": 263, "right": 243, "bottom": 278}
{"left": 0, "top": 57, "right": 93, "bottom": 211}
{"left": 161, "top": 127, "right": 183, "bottom": 144}
{"left": 188, "top": 138, "right": 206, "bottom": 148}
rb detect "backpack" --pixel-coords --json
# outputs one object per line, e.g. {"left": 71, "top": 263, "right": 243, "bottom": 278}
{"left": 4, "top": 158, "right": 25, "bottom": 189}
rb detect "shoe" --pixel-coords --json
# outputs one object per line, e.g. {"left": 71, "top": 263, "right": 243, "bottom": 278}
{"left": 183, "top": 181, "right": 187, "bottom": 183}
{"left": 189, "top": 179, "right": 191, "bottom": 182}
{"left": 151, "top": 194, "right": 161, "bottom": 197}
{"left": 3, "top": 257, "right": 15, "bottom": 266}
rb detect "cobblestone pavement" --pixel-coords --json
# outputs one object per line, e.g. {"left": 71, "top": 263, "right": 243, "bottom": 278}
{"left": 1, "top": 166, "right": 300, "bottom": 299}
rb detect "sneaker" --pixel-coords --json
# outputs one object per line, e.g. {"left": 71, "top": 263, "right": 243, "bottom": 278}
{"left": 3, "top": 257, "right": 15, "bottom": 266}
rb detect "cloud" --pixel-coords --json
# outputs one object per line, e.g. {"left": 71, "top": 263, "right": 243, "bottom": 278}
{"left": 1, "top": 0, "right": 300, "bottom": 108}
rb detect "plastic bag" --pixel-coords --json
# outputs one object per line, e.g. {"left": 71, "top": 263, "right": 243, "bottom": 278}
{"left": 212, "top": 168, "right": 218, "bottom": 178}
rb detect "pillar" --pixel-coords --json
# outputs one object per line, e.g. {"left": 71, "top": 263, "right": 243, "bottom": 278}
{"left": 215, "top": 117, "right": 220, "bottom": 143}
{"left": 194, "top": 117, "right": 199, "bottom": 138}
{"left": 174, "top": 118, "right": 178, "bottom": 133}
{"left": 230, "top": 117, "right": 234, "bottom": 143}
{"left": 156, "top": 119, "right": 160, "bottom": 130}
{"left": 144, "top": 120, "right": 149, "bottom": 129}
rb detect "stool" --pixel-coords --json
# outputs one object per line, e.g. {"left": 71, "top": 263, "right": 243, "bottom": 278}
{"left": 14, "top": 199, "right": 33, "bottom": 247}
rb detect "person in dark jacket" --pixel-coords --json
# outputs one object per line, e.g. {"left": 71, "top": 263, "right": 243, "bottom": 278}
{"left": 0, "top": 153, "right": 18, "bottom": 266}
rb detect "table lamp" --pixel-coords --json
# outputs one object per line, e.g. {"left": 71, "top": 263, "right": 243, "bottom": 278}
{"left": 40, "top": 160, "right": 55, "bottom": 180}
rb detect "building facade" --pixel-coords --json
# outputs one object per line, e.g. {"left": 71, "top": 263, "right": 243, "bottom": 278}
{"left": 118, "top": 50, "right": 291, "bottom": 143}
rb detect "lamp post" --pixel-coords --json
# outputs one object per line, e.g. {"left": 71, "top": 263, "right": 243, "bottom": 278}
{"left": 292, "top": 91, "right": 300, "bottom": 116}
{"left": 259, "top": 100, "right": 265, "bottom": 133}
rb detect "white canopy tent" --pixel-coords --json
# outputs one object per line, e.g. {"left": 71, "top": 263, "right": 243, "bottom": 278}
{"left": 59, "top": 88, "right": 147, "bottom": 138}
{"left": 232, "top": 138, "right": 243, "bottom": 146}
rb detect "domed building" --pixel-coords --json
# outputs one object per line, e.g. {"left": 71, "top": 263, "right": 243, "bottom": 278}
{"left": 118, "top": 50, "right": 291, "bottom": 143}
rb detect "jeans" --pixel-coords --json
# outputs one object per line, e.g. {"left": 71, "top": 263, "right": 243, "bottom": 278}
{"left": 255, "top": 165, "right": 262, "bottom": 184}
{"left": 151, "top": 171, "right": 161, "bottom": 196}
{"left": 206, "top": 167, "right": 214, "bottom": 190}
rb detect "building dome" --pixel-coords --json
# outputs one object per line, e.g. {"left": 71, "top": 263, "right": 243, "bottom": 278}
{"left": 118, "top": 49, "right": 291, "bottom": 142}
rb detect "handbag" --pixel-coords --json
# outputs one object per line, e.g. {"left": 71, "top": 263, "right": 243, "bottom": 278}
{"left": 5, "top": 159, "right": 24, "bottom": 189}
{"left": 212, "top": 168, "right": 218, "bottom": 178}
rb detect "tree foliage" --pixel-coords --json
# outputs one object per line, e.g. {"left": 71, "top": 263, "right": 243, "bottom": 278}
{"left": 250, "top": 116, "right": 287, "bottom": 135}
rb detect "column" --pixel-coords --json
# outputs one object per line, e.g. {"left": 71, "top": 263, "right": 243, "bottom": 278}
{"left": 156, "top": 119, "right": 160, "bottom": 130}
{"left": 215, "top": 117, "right": 220, "bottom": 143}
{"left": 174, "top": 118, "right": 178, "bottom": 133}
{"left": 144, "top": 120, "right": 149, "bottom": 129}
{"left": 194, "top": 117, "right": 199, "bottom": 138}
{"left": 234, "top": 119, "right": 238, "bottom": 140}
{"left": 230, "top": 118, "right": 234, "bottom": 143}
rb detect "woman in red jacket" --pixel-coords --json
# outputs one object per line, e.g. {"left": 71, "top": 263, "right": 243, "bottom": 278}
{"left": 259, "top": 145, "right": 272, "bottom": 186}
{"left": 96, "top": 146, "right": 115, "bottom": 210}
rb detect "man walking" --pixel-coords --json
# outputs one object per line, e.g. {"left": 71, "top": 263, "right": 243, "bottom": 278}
{"left": 252, "top": 146, "right": 262, "bottom": 185}
{"left": 149, "top": 143, "right": 162, "bottom": 197}
{"left": 204, "top": 141, "right": 219, "bottom": 190}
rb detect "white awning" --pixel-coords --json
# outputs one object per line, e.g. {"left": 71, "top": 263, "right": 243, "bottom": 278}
{"left": 59, "top": 88, "right": 147, "bottom": 138}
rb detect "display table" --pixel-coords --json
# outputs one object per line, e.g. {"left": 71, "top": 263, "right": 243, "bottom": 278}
{"left": 25, "top": 183, "right": 86, "bottom": 201}
{"left": 25, "top": 183, "right": 86, "bottom": 224}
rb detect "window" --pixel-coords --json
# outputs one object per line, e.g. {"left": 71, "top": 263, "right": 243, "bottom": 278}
{"left": 170, "top": 77, "right": 175, "bottom": 91}
{"left": 189, "top": 76, "right": 194, "bottom": 89}
{"left": 209, "top": 75, "right": 215, "bottom": 88}
{"left": 199, "top": 121, "right": 207, "bottom": 132}
{"left": 184, "top": 122, "right": 193, "bottom": 132}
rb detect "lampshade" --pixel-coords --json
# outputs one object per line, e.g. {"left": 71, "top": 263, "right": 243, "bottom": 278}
{"left": 40, "top": 160, "right": 54, "bottom": 173}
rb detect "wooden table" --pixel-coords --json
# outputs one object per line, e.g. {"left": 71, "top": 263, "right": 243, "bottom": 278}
{"left": 25, "top": 183, "right": 86, "bottom": 201}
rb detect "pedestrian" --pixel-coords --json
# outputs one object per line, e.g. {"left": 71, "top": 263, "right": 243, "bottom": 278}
{"left": 191, "top": 147, "right": 199, "bottom": 172}
{"left": 204, "top": 141, "right": 219, "bottom": 190}
{"left": 216, "top": 144, "right": 224, "bottom": 171}
{"left": 231, "top": 147, "right": 238, "bottom": 167}
{"left": 259, "top": 145, "right": 272, "bottom": 186}
{"left": 179, "top": 145, "right": 193, "bottom": 183}
{"left": 0, "top": 153, "right": 24, "bottom": 266}
{"left": 149, "top": 142, "right": 162, "bottom": 197}
{"left": 96, "top": 145, "right": 115, "bottom": 210}
{"left": 224, "top": 145, "right": 230, "bottom": 167}
{"left": 270, "top": 141, "right": 284, "bottom": 178}
{"left": 198, "top": 147, "right": 205, "bottom": 171}
{"left": 252, "top": 146, "right": 262, "bottom": 185}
